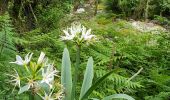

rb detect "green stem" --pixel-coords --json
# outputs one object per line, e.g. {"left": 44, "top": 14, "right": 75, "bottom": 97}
{"left": 29, "top": 92, "right": 35, "bottom": 100}
{"left": 72, "top": 44, "right": 80, "bottom": 100}
{"left": 24, "top": 65, "right": 30, "bottom": 73}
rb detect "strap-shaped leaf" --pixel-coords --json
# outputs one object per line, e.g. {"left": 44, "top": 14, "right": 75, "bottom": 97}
{"left": 102, "top": 94, "right": 135, "bottom": 100}
{"left": 18, "top": 84, "right": 30, "bottom": 94}
{"left": 80, "top": 57, "right": 94, "bottom": 99}
{"left": 61, "top": 48, "right": 72, "bottom": 100}
{"left": 80, "top": 70, "right": 114, "bottom": 100}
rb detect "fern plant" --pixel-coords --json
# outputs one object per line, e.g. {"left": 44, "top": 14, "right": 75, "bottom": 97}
{"left": 0, "top": 13, "right": 18, "bottom": 99}
{"left": 0, "top": 13, "right": 16, "bottom": 60}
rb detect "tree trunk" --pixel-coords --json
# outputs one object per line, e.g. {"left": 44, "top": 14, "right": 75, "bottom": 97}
{"left": 145, "top": 0, "right": 150, "bottom": 22}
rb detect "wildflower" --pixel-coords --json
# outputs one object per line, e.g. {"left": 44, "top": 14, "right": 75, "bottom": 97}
{"left": 7, "top": 69, "right": 20, "bottom": 88}
{"left": 37, "top": 52, "right": 46, "bottom": 65}
{"left": 10, "top": 53, "right": 33, "bottom": 65}
{"left": 61, "top": 23, "right": 96, "bottom": 44}
{"left": 41, "top": 64, "right": 59, "bottom": 88}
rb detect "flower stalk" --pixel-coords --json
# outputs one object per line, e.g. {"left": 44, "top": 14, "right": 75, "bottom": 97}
{"left": 29, "top": 92, "right": 35, "bottom": 100}
{"left": 72, "top": 44, "right": 80, "bottom": 100}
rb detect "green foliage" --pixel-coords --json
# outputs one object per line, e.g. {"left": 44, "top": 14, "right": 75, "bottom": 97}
{"left": 80, "top": 57, "right": 94, "bottom": 99}
{"left": 154, "top": 15, "right": 170, "bottom": 25}
{"left": 103, "top": 0, "right": 170, "bottom": 19}
{"left": 104, "top": 0, "right": 138, "bottom": 16}
{"left": 17, "top": 30, "right": 65, "bottom": 67}
{"left": 61, "top": 48, "right": 134, "bottom": 100}
{"left": 80, "top": 14, "right": 170, "bottom": 99}
{"left": 37, "top": 0, "right": 72, "bottom": 32}
{"left": 0, "top": 13, "right": 16, "bottom": 61}
{"left": 159, "top": 0, "right": 170, "bottom": 13}
{"left": 145, "top": 92, "right": 170, "bottom": 100}
{"left": 81, "top": 70, "right": 114, "bottom": 100}
{"left": 1, "top": 0, "right": 170, "bottom": 99}
{"left": 61, "top": 48, "right": 72, "bottom": 100}
{"left": 0, "top": 13, "right": 18, "bottom": 99}
{"left": 96, "top": 69, "right": 143, "bottom": 92}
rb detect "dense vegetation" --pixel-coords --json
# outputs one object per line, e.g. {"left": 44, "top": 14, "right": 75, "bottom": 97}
{"left": 0, "top": 0, "right": 170, "bottom": 100}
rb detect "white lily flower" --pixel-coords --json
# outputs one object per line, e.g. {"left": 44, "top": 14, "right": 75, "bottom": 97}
{"left": 10, "top": 52, "right": 33, "bottom": 65}
{"left": 7, "top": 69, "right": 20, "bottom": 88}
{"left": 37, "top": 52, "right": 46, "bottom": 64}
{"left": 61, "top": 23, "right": 96, "bottom": 44}
{"left": 41, "top": 64, "right": 59, "bottom": 88}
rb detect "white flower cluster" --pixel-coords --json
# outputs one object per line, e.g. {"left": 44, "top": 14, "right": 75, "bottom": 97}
{"left": 8, "top": 52, "right": 63, "bottom": 100}
{"left": 61, "top": 23, "right": 96, "bottom": 45}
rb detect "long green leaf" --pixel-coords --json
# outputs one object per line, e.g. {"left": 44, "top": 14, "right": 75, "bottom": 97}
{"left": 18, "top": 84, "right": 30, "bottom": 94}
{"left": 80, "top": 57, "right": 94, "bottom": 99}
{"left": 80, "top": 70, "right": 114, "bottom": 100}
{"left": 102, "top": 94, "right": 135, "bottom": 100}
{"left": 61, "top": 48, "right": 72, "bottom": 100}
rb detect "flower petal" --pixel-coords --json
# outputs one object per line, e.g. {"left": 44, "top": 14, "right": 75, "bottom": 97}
{"left": 28, "top": 53, "right": 33, "bottom": 62}
{"left": 16, "top": 55, "right": 24, "bottom": 64}
{"left": 37, "top": 52, "right": 45, "bottom": 64}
